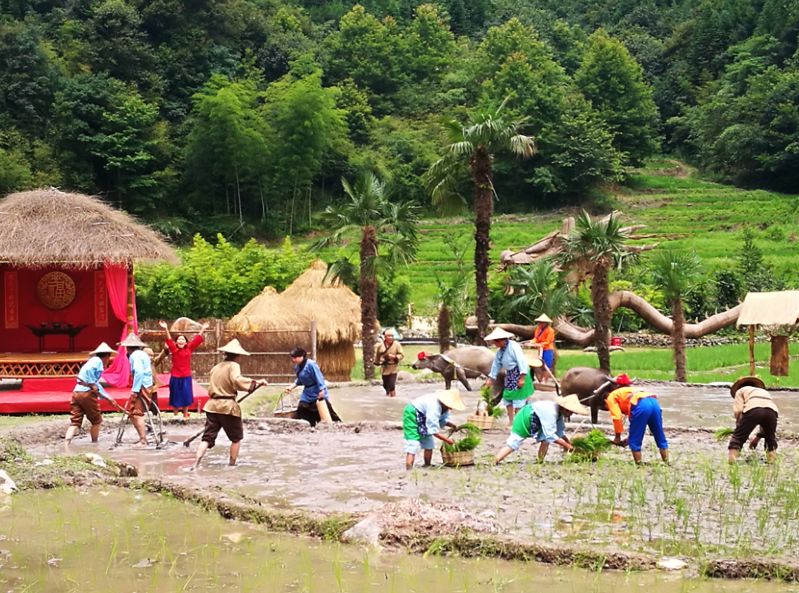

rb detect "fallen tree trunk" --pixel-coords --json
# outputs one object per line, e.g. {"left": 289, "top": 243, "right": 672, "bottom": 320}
{"left": 496, "top": 291, "right": 743, "bottom": 346}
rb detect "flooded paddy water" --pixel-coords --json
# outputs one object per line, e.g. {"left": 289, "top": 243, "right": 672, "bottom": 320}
{"left": 9, "top": 379, "right": 799, "bottom": 582}
{"left": 0, "top": 488, "right": 791, "bottom": 593}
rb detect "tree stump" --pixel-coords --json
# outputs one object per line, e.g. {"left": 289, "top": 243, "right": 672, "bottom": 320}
{"left": 770, "top": 336, "right": 789, "bottom": 376}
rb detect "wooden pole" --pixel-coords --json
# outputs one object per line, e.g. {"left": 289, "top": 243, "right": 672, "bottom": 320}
{"left": 310, "top": 320, "right": 317, "bottom": 361}
{"left": 748, "top": 326, "right": 755, "bottom": 375}
{"left": 770, "top": 335, "right": 789, "bottom": 376}
{"left": 127, "top": 266, "right": 136, "bottom": 334}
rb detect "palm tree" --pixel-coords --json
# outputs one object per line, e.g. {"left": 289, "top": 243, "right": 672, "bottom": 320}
{"left": 434, "top": 243, "right": 472, "bottom": 352}
{"left": 651, "top": 249, "right": 701, "bottom": 382}
{"left": 559, "top": 211, "right": 633, "bottom": 372}
{"left": 426, "top": 101, "right": 535, "bottom": 341}
{"left": 316, "top": 172, "right": 418, "bottom": 379}
{"left": 500, "top": 259, "right": 571, "bottom": 325}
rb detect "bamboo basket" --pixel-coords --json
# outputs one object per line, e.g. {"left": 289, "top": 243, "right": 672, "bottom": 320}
{"left": 441, "top": 449, "right": 475, "bottom": 467}
{"left": 466, "top": 414, "right": 495, "bottom": 430}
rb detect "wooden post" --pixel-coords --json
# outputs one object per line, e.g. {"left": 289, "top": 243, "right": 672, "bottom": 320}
{"left": 770, "top": 335, "right": 789, "bottom": 376}
{"left": 748, "top": 326, "right": 755, "bottom": 375}
{"left": 310, "top": 320, "right": 317, "bottom": 361}
{"left": 127, "top": 267, "right": 136, "bottom": 334}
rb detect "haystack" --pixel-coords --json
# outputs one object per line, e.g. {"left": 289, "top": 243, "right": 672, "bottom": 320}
{"left": 226, "top": 260, "right": 361, "bottom": 381}
{"left": 0, "top": 188, "right": 178, "bottom": 268}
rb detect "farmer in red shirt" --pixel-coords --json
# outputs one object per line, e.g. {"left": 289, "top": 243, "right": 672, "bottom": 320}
{"left": 159, "top": 320, "right": 208, "bottom": 420}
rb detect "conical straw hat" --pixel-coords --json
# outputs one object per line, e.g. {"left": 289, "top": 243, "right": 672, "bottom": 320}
{"left": 218, "top": 338, "right": 250, "bottom": 356}
{"left": 90, "top": 342, "right": 116, "bottom": 355}
{"left": 556, "top": 394, "right": 589, "bottom": 415}
{"left": 436, "top": 388, "right": 466, "bottom": 411}
{"left": 118, "top": 333, "right": 146, "bottom": 348}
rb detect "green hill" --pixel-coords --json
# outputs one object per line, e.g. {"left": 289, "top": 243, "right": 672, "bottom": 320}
{"left": 403, "top": 160, "right": 799, "bottom": 315}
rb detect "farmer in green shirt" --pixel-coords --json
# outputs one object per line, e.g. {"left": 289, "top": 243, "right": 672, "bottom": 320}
{"left": 494, "top": 395, "right": 589, "bottom": 463}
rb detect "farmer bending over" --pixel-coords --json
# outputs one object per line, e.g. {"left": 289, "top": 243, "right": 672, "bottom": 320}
{"left": 495, "top": 395, "right": 588, "bottom": 464}
{"left": 605, "top": 374, "right": 669, "bottom": 464}
{"left": 65, "top": 342, "right": 116, "bottom": 447}
{"left": 728, "top": 376, "right": 779, "bottom": 463}
{"left": 192, "top": 339, "right": 267, "bottom": 470}
{"left": 403, "top": 389, "right": 465, "bottom": 470}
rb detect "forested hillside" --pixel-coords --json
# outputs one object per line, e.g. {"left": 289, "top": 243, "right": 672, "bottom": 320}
{"left": 1, "top": 0, "right": 797, "bottom": 239}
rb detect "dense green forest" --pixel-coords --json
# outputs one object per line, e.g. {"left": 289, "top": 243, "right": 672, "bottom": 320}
{"left": 1, "top": 0, "right": 797, "bottom": 241}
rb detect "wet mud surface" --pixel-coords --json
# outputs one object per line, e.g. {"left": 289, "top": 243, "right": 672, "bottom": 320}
{"left": 11, "top": 379, "right": 799, "bottom": 579}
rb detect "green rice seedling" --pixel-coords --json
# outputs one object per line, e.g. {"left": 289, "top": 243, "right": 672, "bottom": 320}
{"left": 714, "top": 427, "right": 733, "bottom": 441}
{"left": 441, "top": 423, "right": 481, "bottom": 453}
{"left": 568, "top": 429, "right": 612, "bottom": 462}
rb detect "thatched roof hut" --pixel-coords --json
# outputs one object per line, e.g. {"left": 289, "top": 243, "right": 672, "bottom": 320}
{"left": 226, "top": 260, "right": 361, "bottom": 381}
{"left": 0, "top": 188, "right": 178, "bottom": 268}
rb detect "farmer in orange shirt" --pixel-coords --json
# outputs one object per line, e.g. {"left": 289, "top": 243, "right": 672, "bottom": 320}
{"left": 605, "top": 373, "right": 669, "bottom": 464}
{"left": 530, "top": 313, "right": 556, "bottom": 383}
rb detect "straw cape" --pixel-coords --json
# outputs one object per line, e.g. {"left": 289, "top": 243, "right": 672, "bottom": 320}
{"left": 226, "top": 260, "right": 362, "bottom": 381}
{"left": 0, "top": 189, "right": 178, "bottom": 268}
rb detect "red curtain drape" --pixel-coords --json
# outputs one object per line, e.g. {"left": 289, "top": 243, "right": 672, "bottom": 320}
{"left": 102, "top": 263, "right": 138, "bottom": 387}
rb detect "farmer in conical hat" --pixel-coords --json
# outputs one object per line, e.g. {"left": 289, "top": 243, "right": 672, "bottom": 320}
{"left": 403, "top": 388, "right": 464, "bottom": 470}
{"left": 605, "top": 373, "right": 669, "bottom": 464}
{"left": 64, "top": 342, "right": 116, "bottom": 447}
{"left": 529, "top": 313, "right": 556, "bottom": 383}
{"left": 728, "top": 376, "right": 779, "bottom": 463}
{"left": 120, "top": 333, "right": 154, "bottom": 446}
{"left": 483, "top": 327, "right": 532, "bottom": 425}
{"left": 495, "top": 394, "right": 589, "bottom": 464}
{"left": 192, "top": 339, "right": 267, "bottom": 470}
{"left": 375, "top": 328, "right": 404, "bottom": 398}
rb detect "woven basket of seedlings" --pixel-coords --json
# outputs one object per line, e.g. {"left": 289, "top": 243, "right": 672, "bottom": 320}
{"left": 441, "top": 423, "right": 481, "bottom": 467}
{"left": 568, "top": 429, "right": 612, "bottom": 462}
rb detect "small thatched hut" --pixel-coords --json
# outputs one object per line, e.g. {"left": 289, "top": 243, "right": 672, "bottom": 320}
{"left": 0, "top": 188, "right": 177, "bottom": 382}
{"left": 226, "top": 260, "right": 361, "bottom": 381}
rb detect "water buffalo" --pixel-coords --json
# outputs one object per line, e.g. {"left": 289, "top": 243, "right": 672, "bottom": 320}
{"left": 412, "top": 346, "right": 504, "bottom": 399}
{"left": 559, "top": 366, "right": 617, "bottom": 423}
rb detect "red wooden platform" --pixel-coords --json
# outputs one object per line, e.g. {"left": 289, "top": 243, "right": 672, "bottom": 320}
{"left": 0, "top": 374, "right": 209, "bottom": 414}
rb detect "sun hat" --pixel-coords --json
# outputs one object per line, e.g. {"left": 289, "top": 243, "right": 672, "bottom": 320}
{"left": 484, "top": 327, "right": 515, "bottom": 342}
{"left": 534, "top": 313, "right": 553, "bottom": 323}
{"left": 556, "top": 394, "right": 590, "bottom": 415}
{"left": 436, "top": 388, "right": 466, "bottom": 411}
{"left": 89, "top": 342, "right": 116, "bottom": 356}
{"left": 613, "top": 373, "right": 631, "bottom": 387}
{"left": 118, "top": 333, "right": 146, "bottom": 348}
{"left": 218, "top": 338, "right": 250, "bottom": 356}
{"left": 730, "top": 376, "right": 765, "bottom": 397}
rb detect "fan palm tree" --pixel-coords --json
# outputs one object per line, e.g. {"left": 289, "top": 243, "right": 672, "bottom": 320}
{"left": 500, "top": 259, "right": 571, "bottom": 325}
{"left": 426, "top": 101, "right": 535, "bottom": 340}
{"left": 315, "top": 172, "right": 418, "bottom": 379}
{"left": 651, "top": 249, "right": 701, "bottom": 382}
{"left": 559, "top": 211, "right": 633, "bottom": 372}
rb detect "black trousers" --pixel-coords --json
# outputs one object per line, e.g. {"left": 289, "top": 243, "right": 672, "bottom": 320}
{"left": 382, "top": 373, "right": 397, "bottom": 393}
{"left": 295, "top": 399, "right": 342, "bottom": 427}
{"left": 729, "top": 407, "right": 778, "bottom": 451}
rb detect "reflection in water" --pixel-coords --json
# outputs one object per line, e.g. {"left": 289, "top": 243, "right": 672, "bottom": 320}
{"left": 0, "top": 488, "right": 775, "bottom": 593}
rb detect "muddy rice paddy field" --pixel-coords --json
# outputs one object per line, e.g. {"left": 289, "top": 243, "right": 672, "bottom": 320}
{"left": 5, "top": 379, "right": 799, "bottom": 584}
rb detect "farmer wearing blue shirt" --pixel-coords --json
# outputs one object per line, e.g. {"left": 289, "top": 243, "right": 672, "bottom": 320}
{"left": 120, "top": 333, "right": 155, "bottom": 445}
{"left": 495, "top": 395, "right": 589, "bottom": 463}
{"left": 484, "top": 327, "right": 535, "bottom": 425}
{"left": 403, "top": 389, "right": 465, "bottom": 470}
{"left": 64, "top": 342, "right": 116, "bottom": 446}
{"left": 284, "top": 347, "right": 341, "bottom": 426}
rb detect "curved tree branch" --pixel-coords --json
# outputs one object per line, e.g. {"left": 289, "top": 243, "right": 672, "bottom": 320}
{"left": 495, "top": 290, "right": 743, "bottom": 346}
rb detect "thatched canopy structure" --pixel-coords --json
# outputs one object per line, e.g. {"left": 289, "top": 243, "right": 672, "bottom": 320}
{"left": 226, "top": 260, "right": 361, "bottom": 381}
{"left": 0, "top": 188, "right": 177, "bottom": 373}
{"left": 0, "top": 188, "right": 178, "bottom": 268}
